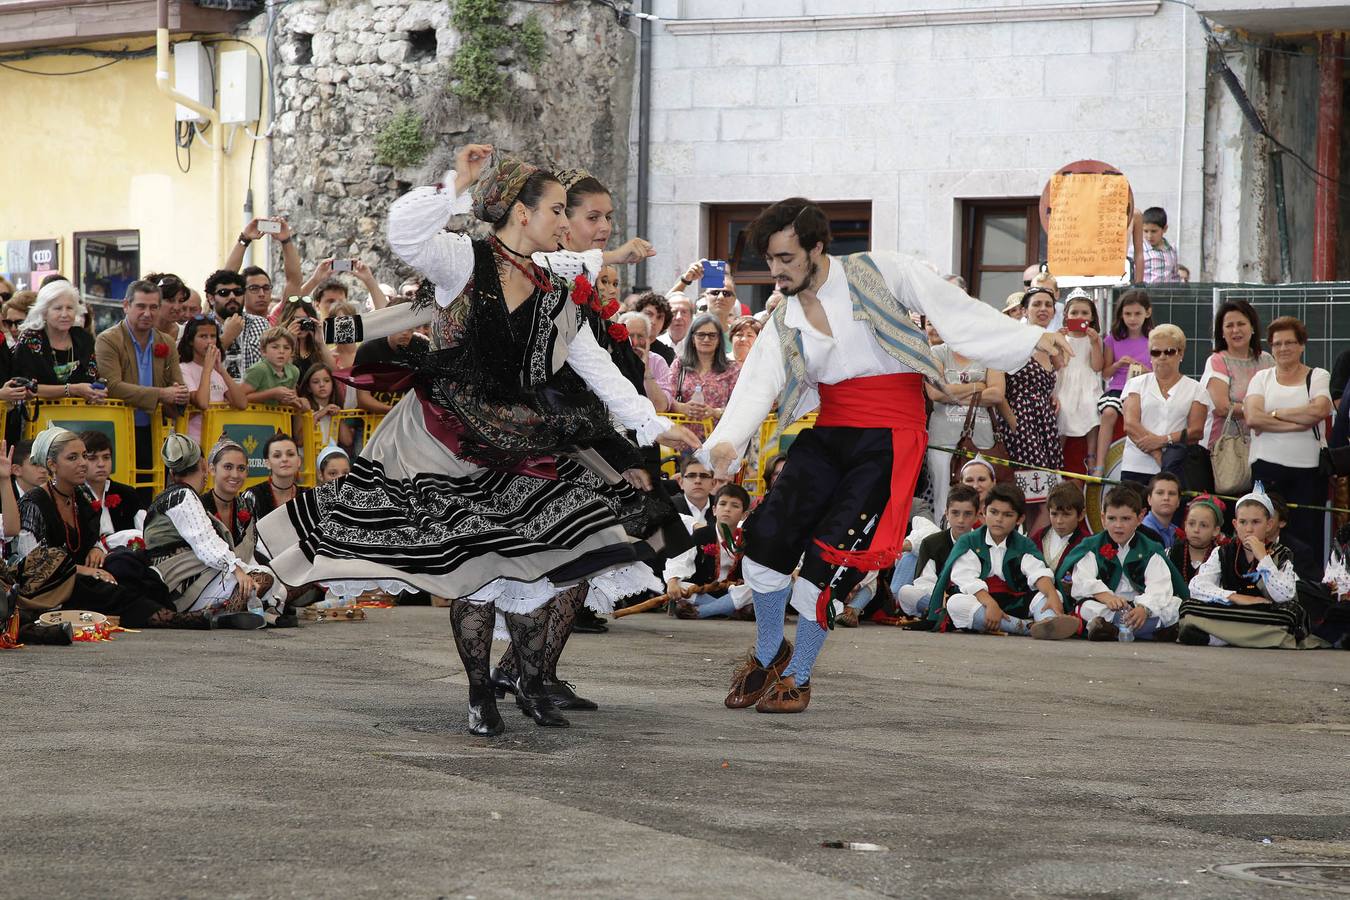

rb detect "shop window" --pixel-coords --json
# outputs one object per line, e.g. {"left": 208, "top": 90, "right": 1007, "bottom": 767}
{"left": 960, "top": 199, "right": 1044, "bottom": 306}
{"left": 75, "top": 231, "right": 140, "bottom": 333}
{"left": 706, "top": 202, "right": 871, "bottom": 312}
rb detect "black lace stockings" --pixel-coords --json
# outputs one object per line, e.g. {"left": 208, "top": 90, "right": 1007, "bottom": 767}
{"left": 449, "top": 599, "right": 496, "bottom": 690}
{"left": 146, "top": 607, "right": 211, "bottom": 629}
{"left": 494, "top": 583, "right": 589, "bottom": 681}
{"left": 501, "top": 604, "right": 550, "bottom": 689}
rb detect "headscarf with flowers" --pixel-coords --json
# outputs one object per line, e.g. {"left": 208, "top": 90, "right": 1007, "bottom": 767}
{"left": 470, "top": 154, "right": 539, "bottom": 224}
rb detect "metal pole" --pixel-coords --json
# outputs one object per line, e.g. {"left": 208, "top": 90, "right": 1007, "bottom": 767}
{"left": 634, "top": 0, "right": 652, "bottom": 288}
{"left": 1312, "top": 31, "right": 1343, "bottom": 281}
{"left": 1270, "top": 150, "right": 1292, "bottom": 283}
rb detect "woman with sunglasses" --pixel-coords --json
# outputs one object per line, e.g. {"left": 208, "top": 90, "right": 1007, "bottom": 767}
{"left": 1120, "top": 324, "right": 1209, "bottom": 487}
{"left": 14, "top": 280, "right": 106, "bottom": 404}
{"left": 661, "top": 313, "right": 739, "bottom": 440}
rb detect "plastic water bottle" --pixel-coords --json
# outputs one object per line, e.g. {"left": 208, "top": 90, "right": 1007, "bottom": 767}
{"left": 690, "top": 385, "right": 705, "bottom": 408}
{"left": 1118, "top": 619, "right": 1135, "bottom": 642}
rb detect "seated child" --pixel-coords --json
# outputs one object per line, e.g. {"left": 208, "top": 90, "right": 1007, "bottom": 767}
{"left": 1168, "top": 493, "right": 1225, "bottom": 582}
{"left": 1031, "top": 482, "right": 1091, "bottom": 572}
{"left": 887, "top": 514, "right": 940, "bottom": 596}
{"left": 1059, "top": 485, "right": 1188, "bottom": 641}
{"left": 927, "top": 483, "right": 1079, "bottom": 640}
{"left": 897, "top": 483, "right": 980, "bottom": 620}
{"left": 1179, "top": 484, "right": 1318, "bottom": 649}
{"left": 667, "top": 484, "right": 752, "bottom": 620}
{"left": 1140, "top": 472, "right": 1184, "bottom": 549}
{"left": 242, "top": 327, "right": 305, "bottom": 409}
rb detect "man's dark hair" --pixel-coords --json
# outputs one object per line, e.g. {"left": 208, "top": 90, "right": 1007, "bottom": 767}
{"left": 633, "top": 291, "right": 671, "bottom": 333}
{"left": 15, "top": 439, "right": 35, "bottom": 466}
{"left": 313, "top": 277, "right": 349, "bottom": 300}
{"left": 241, "top": 265, "right": 270, "bottom": 283}
{"left": 678, "top": 453, "right": 710, "bottom": 475}
{"left": 983, "top": 482, "right": 1026, "bottom": 517}
{"left": 1266, "top": 491, "right": 1289, "bottom": 525}
{"left": 79, "top": 430, "right": 112, "bottom": 455}
{"left": 947, "top": 483, "right": 981, "bottom": 509}
{"left": 715, "top": 483, "right": 751, "bottom": 509}
{"left": 1142, "top": 207, "right": 1168, "bottom": 228}
{"left": 40, "top": 273, "right": 68, "bottom": 287}
{"left": 1147, "top": 472, "right": 1181, "bottom": 495}
{"left": 205, "top": 269, "right": 245, "bottom": 296}
{"left": 1104, "top": 485, "right": 1145, "bottom": 515}
{"left": 123, "top": 279, "right": 161, "bottom": 304}
{"left": 747, "top": 197, "right": 832, "bottom": 258}
{"left": 1046, "top": 482, "right": 1085, "bottom": 513}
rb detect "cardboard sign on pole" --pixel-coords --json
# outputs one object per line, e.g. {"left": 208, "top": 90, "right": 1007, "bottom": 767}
{"left": 1040, "top": 161, "right": 1133, "bottom": 278}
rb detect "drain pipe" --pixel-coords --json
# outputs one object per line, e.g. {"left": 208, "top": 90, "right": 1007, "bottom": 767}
{"left": 634, "top": 0, "right": 652, "bottom": 288}
{"left": 156, "top": 0, "right": 225, "bottom": 259}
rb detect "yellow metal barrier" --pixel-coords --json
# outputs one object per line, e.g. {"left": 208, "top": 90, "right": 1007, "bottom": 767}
{"left": 299, "top": 409, "right": 385, "bottom": 485}
{"left": 658, "top": 412, "right": 714, "bottom": 479}
{"left": 196, "top": 403, "right": 302, "bottom": 489}
{"left": 24, "top": 399, "right": 150, "bottom": 488}
{"left": 745, "top": 412, "right": 817, "bottom": 498}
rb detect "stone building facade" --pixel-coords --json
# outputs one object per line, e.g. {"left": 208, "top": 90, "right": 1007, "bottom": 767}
{"left": 259, "top": 0, "right": 635, "bottom": 280}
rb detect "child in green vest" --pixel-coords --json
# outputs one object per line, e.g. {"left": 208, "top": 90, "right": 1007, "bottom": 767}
{"left": 1058, "top": 485, "right": 1189, "bottom": 641}
{"left": 928, "top": 483, "right": 1079, "bottom": 639}
{"left": 896, "top": 483, "right": 981, "bottom": 618}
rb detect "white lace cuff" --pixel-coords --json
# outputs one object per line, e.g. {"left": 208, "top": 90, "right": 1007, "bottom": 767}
{"left": 636, "top": 414, "right": 671, "bottom": 447}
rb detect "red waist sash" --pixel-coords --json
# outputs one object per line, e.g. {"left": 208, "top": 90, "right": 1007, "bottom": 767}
{"left": 812, "top": 373, "right": 927, "bottom": 572}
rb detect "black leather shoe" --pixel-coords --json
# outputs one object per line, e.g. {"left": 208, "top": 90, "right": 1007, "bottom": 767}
{"left": 544, "top": 676, "right": 598, "bottom": 711}
{"left": 490, "top": 667, "right": 519, "bottom": 700}
{"left": 467, "top": 685, "right": 505, "bottom": 737}
{"left": 1086, "top": 618, "right": 1119, "bottom": 642}
{"left": 211, "top": 611, "right": 266, "bottom": 630}
{"left": 516, "top": 678, "right": 570, "bottom": 727}
{"left": 573, "top": 607, "right": 608, "bottom": 634}
{"left": 19, "top": 622, "right": 74, "bottom": 646}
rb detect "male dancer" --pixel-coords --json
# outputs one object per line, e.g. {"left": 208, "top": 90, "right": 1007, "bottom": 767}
{"left": 704, "top": 198, "right": 1071, "bottom": 713}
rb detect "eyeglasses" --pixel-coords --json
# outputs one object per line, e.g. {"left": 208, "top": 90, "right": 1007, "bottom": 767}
{"left": 0, "top": 292, "right": 11, "bottom": 302}
{"left": 692, "top": 331, "right": 720, "bottom": 340}
{"left": 1149, "top": 347, "right": 1181, "bottom": 358}
{"left": 706, "top": 289, "right": 736, "bottom": 298}
{"left": 3, "top": 318, "right": 23, "bottom": 328}
{"left": 1270, "top": 340, "right": 1302, "bottom": 349}
{"left": 213, "top": 288, "right": 245, "bottom": 297}
{"left": 246, "top": 284, "right": 271, "bottom": 294}
{"left": 684, "top": 472, "right": 712, "bottom": 480}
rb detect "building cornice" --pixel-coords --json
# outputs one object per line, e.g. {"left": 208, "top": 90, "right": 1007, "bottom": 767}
{"left": 662, "top": 2, "right": 1162, "bottom": 35}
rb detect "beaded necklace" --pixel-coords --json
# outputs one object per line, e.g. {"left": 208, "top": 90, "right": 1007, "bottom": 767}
{"left": 45, "top": 481, "right": 82, "bottom": 554}
{"left": 489, "top": 235, "right": 552, "bottom": 295}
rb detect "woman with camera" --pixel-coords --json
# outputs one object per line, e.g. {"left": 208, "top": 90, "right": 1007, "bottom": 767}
{"left": 276, "top": 297, "right": 334, "bottom": 374}
{"left": 13, "top": 281, "right": 107, "bottom": 404}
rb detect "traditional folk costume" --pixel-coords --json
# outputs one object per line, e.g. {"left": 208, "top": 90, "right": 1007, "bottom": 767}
{"left": 665, "top": 518, "right": 751, "bottom": 619}
{"left": 257, "top": 160, "right": 677, "bottom": 734}
{"left": 895, "top": 524, "right": 959, "bottom": 620}
{"left": 1179, "top": 488, "right": 1317, "bottom": 648}
{"left": 1058, "top": 531, "right": 1188, "bottom": 641}
{"left": 707, "top": 250, "right": 1044, "bottom": 711}
{"left": 1031, "top": 522, "right": 1091, "bottom": 574}
{"left": 926, "top": 526, "right": 1059, "bottom": 634}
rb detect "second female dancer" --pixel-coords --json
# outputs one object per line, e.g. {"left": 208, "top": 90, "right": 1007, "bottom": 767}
{"left": 258, "top": 145, "right": 699, "bottom": 735}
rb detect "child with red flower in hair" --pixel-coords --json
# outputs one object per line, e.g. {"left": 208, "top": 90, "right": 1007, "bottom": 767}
{"left": 1058, "top": 485, "right": 1189, "bottom": 641}
{"left": 664, "top": 483, "right": 753, "bottom": 619}
{"left": 1169, "top": 494, "right": 1226, "bottom": 582}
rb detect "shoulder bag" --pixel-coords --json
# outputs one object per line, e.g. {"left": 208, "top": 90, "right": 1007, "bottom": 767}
{"left": 949, "top": 391, "right": 1013, "bottom": 485}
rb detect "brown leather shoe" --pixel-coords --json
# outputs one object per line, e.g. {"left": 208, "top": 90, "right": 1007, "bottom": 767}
{"left": 755, "top": 676, "right": 811, "bottom": 713}
{"left": 837, "top": 606, "right": 860, "bottom": 628}
{"left": 1029, "top": 614, "right": 1080, "bottom": 641}
{"left": 1086, "top": 617, "right": 1120, "bottom": 642}
{"left": 724, "top": 639, "right": 792, "bottom": 709}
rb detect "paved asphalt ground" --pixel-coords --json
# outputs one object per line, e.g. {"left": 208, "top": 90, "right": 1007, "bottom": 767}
{"left": 4, "top": 607, "right": 1349, "bottom": 899}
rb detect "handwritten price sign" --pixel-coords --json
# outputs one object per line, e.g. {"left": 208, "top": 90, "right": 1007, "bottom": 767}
{"left": 1045, "top": 172, "right": 1131, "bottom": 277}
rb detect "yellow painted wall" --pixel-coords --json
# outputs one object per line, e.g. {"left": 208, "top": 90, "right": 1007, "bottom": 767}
{"left": 0, "top": 36, "right": 269, "bottom": 294}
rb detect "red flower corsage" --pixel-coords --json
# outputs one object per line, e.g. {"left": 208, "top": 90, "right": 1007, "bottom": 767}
{"left": 236, "top": 508, "right": 252, "bottom": 524}
{"left": 701, "top": 543, "right": 719, "bottom": 558}
{"left": 601, "top": 299, "right": 620, "bottom": 319}
{"left": 1099, "top": 542, "right": 1118, "bottom": 560}
{"left": 1173, "top": 526, "right": 1185, "bottom": 541}
{"left": 125, "top": 536, "right": 145, "bottom": 550}
{"left": 607, "top": 322, "right": 629, "bottom": 342}
{"left": 153, "top": 343, "right": 170, "bottom": 358}
{"left": 571, "top": 274, "right": 594, "bottom": 307}
{"left": 1216, "top": 534, "right": 1231, "bottom": 546}
{"left": 89, "top": 499, "right": 102, "bottom": 513}
{"left": 105, "top": 494, "right": 122, "bottom": 509}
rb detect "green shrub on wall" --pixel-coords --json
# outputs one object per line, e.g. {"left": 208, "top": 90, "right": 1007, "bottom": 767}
{"left": 375, "top": 107, "right": 430, "bottom": 168}
{"left": 449, "top": 0, "right": 546, "bottom": 107}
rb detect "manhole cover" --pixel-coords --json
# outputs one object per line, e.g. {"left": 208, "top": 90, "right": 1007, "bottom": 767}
{"left": 1212, "top": 863, "right": 1350, "bottom": 894}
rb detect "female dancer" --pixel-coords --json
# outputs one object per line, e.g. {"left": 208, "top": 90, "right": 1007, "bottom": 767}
{"left": 258, "top": 146, "right": 698, "bottom": 735}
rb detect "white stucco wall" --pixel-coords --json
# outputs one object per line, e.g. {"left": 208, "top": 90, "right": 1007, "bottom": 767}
{"left": 632, "top": 0, "right": 1209, "bottom": 299}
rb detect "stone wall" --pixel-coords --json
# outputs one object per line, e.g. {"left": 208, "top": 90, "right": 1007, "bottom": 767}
{"left": 255, "top": 0, "right": 635, "bottom": 285}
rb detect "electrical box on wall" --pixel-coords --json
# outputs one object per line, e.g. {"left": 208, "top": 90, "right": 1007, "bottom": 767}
{"left": 219, "top": 49, "right": 262, "bottom": 124}
{"left": 173, "top": 41, "right": 213, "bottom": 122}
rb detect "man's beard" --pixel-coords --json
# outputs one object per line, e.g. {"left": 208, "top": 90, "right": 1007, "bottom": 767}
{"left": 781, "top": 261, "right": 819, "bottom": 297}
{"left": 215, "top": 301, "right": 240, "bottom": 318}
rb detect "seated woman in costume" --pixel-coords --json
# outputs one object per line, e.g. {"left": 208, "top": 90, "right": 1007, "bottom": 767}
{"left": 241, "top": 432, "right": 308, "bottom": 519}
{"left": 199, "top": 437, "right": 257, "bottom": 547}
{"left": 142, "top": 433, "right": 274, "bottom": 630}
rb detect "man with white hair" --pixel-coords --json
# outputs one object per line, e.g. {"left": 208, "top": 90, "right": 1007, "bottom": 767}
{"left": 620, "top": 311, "right": 670, "bottom": 413}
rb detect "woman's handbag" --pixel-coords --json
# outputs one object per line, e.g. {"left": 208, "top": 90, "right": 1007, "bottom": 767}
{"left": 949, "top": 392, "right": 1013, "bottom": 485}
{"left": 9, "top": 546, "right": 78, "bottom": 612}
{"left": 1210, "top": 406, "right": 1252, "bottom": 495}
{"left": 1161, "top": 432, "right": 1215, "bottom": 494}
